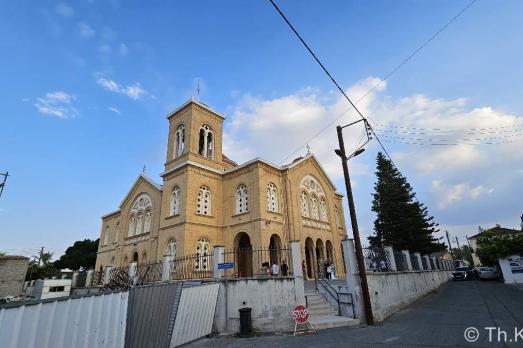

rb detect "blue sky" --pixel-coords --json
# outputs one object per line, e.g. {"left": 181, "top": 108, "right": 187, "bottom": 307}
{"left": 1, "top": 0, "right": 522, "bottom": 258}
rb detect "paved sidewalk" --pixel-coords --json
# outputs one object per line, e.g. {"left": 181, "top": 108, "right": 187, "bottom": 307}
{"left": 189, "top": 281, "right": 523, "bottom": 347}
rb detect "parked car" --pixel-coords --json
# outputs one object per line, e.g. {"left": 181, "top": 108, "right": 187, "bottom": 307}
{"left": 452, "top": 266, "right": 477, "bottom": 280}
{"left": 478, "top": 266, "right": 499, "bottom": 280}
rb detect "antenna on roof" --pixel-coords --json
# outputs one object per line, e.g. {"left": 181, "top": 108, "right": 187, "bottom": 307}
{"left": 197, "top": 79, "right": 200, "bottom": 101}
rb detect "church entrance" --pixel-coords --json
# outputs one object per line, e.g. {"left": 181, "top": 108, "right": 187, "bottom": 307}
{"left": 269, "top": 234, "right": 282, "bottom": 266}
{"left": 304, "top": 237, "right": 314, "bottom": 279}
{"left": 316, "top": 239, "right": 325, "bottom": 278}
{"left": 234, "top": 232, "right": 253, "bottom": 277}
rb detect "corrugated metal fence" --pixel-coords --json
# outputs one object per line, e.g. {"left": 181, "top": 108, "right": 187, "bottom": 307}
{"left": 170, "top": 283, "right": 220, "bottom": 347}
{"left": 0, "top": 290, "right": 128, "bottom": 348}
{"left": 125, "top": 282, "right": 180, "bottom": 348}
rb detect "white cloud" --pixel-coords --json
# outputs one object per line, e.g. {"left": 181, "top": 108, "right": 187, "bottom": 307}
{"left": 55, "top": 3, "right": 74, "bottom": 17}
{"left": 108, "top": 107, "right": 121, "bottom": 114}
{"left": 96, "top": 77, "right": 148, "bottom": 100}
{"left": 34, "top": 91, "right": 78, "bottom": 119}
{"left": 431, "top": 180, "right": 492, "bottom": 209}
{"left": 77, "top": 22, "right": 95, "bottom": 38}
{"left": 119, "top": 43, "right": 128, "bottom": 56}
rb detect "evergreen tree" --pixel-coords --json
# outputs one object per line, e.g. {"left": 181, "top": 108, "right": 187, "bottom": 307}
{"left": 54, "top": 239, "right": 99, "bottom": 271}
{"left": 369, "top": 152, "right": 445, "bottom": 254}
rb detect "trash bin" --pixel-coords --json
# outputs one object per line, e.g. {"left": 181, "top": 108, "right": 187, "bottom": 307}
{"left": 239, "top": 307, "right": 252, "bottom": 337}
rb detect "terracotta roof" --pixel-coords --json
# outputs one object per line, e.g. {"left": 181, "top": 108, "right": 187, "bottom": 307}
{"left": 469, "top": 226, "right": 521, "bottom": 239}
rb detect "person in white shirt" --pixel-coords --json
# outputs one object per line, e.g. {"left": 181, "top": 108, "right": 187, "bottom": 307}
{"left": 271, "top": 262, "right": 280, "bottom": 276}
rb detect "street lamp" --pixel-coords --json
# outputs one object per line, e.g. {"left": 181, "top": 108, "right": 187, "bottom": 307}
{"left": 335, "top": 124, "right": 374, "bottom": 326}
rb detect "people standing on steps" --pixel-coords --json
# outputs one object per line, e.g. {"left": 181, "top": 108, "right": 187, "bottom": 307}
{"left": 281, "top": 260, "right": 288, "bottom": 276}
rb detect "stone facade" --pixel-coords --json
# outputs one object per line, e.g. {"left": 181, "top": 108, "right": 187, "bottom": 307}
{"left": 95, "top": 100, "right": 348, "bottom": 278}
{"left": 0, "top": 255, "right": 29, "bottom": 297}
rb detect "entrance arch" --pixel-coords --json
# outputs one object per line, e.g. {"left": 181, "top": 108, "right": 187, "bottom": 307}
{"left": 304, "top": 237, "right": 315, "bottom": 279}
{"left": 234, "top": 232, "right": 253, "bottom": 277}
{"left": 132, "top": 252, "right": 139, "bottom": 263}
{"left": 326, "top": 240, "right": 334, "bottom": 263}
{"left": 269, "top": 234, "right": 282, "bottom": 266}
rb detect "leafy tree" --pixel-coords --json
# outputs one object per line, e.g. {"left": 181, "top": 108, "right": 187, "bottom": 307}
{"left": 452, "top": 245, "right": 475, "bottom": 266}
{"left": 368, "top": 152, "right": 445, "bottom": 254}
{"left": 54, "top": 239, "right": 99, "bottom": 271}
{"left": 477, "top": 231, "right": 523, "bottom": 266}
{"left": 26, "top": 251, "right": 59, "bottom": 280}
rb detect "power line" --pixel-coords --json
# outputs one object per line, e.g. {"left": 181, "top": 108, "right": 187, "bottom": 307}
{"left": 270, "top": 0, "right": 478, "bottom": 164}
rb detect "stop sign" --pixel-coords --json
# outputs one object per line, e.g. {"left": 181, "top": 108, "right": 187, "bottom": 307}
{"left": 292, "top": 305, "right": 310, "bottom": 324}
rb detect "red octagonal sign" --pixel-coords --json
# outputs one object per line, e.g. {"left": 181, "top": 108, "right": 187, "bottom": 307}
{"left": 292, "top": 305, "right": 310, "bottom": 324}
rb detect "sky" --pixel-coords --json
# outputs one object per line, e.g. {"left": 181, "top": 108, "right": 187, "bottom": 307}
{"left": 1, "top": 0, "right": 522, "bottom": 259}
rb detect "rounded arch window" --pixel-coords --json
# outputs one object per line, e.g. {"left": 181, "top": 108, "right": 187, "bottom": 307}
{"left": 235, "top": 184, "right": 248, "bottom": 214}
{"left": 267, "top": 183, "right": 278, "bottom": 212}
{"left": 197, "top": 186, "right": 211, "bottom": 216}
{"left": 174, "top": 124, "right": 185, "bottom": 158}
{"left": 195, "top": 238, "right": 211, "bottom": 271}
{"left": 198, "top": 124, "right": 214, "bottom": 159}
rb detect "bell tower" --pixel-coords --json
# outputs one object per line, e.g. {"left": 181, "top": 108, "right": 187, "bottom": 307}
{"left": 164, "top": 99, "right": 225, "bottom": 173}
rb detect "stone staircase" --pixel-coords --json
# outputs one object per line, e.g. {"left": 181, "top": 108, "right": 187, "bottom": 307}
{"left": 304, "top": 281, "right": 360, "bottom": 329}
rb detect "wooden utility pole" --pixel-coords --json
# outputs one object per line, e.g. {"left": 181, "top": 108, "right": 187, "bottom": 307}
{"left": 336, "top": 125, "right": 374, "bottom": 326}
{"left": 446, "top": 230, "right": 454, "bottom": 259}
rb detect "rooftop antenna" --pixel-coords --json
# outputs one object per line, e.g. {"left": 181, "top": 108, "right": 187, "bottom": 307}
{"left": 197, "top": 79, "right": 200, "bottom": 101}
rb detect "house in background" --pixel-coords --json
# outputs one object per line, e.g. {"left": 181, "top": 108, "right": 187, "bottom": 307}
{"left": 469, "top": 224, "right": 521, "bottom": 266}
{"left": 0, "top": 255, "right": 29, "bottom": 298}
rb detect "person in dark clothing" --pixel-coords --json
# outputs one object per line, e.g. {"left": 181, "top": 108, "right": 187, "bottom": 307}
{"left": 281, "top": 260, "right": 289, "bottom": 276}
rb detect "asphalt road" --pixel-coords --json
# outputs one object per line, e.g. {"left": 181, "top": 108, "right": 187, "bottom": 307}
{"left": 190, "top": 281, "right": 523, "bottom": 347}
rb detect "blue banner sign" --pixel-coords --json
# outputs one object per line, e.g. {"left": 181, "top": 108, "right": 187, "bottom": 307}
{"left": 218, "top": 262, "right": 234, "bottom": 270}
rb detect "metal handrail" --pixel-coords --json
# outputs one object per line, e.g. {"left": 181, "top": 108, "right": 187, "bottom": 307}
{"left": 317, "top": 278, "right": 341, "bottom": 316}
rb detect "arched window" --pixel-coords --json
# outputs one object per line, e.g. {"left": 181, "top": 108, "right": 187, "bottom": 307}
{"left": 174, "top": 124, "right": 185, "bottom": 158}
{"left": 195, "top": 238, "right": 211, "bottom": 271}
{"left": 115, "top": 222, "right": 120, "bottom": 242}
{"left": 235, "top": 184, "right": 248, "bottom": 214}
{"left": 136, "top": 211, "right": 144, "bottom": 234}
{"left": 128, "top": 215, "right": 136, "bottom": 236}
{"left": 320, "top": 198, "right": 328, "bottom": 222}
{"left": 196, "top": 186, "right": 211, "bottom": 216}
{"left": 310, "top": 195, "right": 319, "bottom": 220}
{"left": 267, "top": 183, "right": 278, "bottom": 212}
{"left": 171, "top": 186, "right": 181, "bottom": 216}
{"left": 167, "top": 239, "right": 176, "bottom": 257}
{"left": 300, "top": 192, "right": 309, "bottom": 217}
{"left": 104, "top": 226, "right": 110, "bottom": 245}
{"left": 144, "top": 210, "right": 152, "bottom": 233}
{"left": 198, "top": 124, "right": 214, "bottom": 159}
{"left": 334, "top": 206, "right": 340, "bottom": 227}
{"left": 129, "top": 193, "right": 152, "bottom": 235}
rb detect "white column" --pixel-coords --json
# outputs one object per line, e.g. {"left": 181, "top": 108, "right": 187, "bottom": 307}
{"left": 162, "top": 256, "right": 173, "bottom": 281}
{"left": 402, "top": 250, "right": 412, "bottom": 271}
{"left": 423, "top": 255, "right": 431, "bottom": 270}
{"left": 342, "top": 239, "right": 363, "bottom": 320}
{"left": 129, "top": 262, "right": 137, "bottom": 276}
{"left": 213, "top": 246, "right": 225, "bottom": 279}
{"left": 85, "top": 270, "right": 93, "bottom": 287}
{"left": 290, "top": 241, "right": 305, "bottom": 306}
{"left": 414, "top": 253, "right": 422, "bottom": 271}
{"left": 384, "top": 246, "right": 396, "bottom": 271}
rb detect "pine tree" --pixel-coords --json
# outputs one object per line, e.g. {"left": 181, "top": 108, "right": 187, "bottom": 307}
{"left": 369, "top": 152, "right": 445, "bottom": 254}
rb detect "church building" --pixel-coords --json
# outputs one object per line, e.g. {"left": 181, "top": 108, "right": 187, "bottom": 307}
{"left": 95, "top": 99, "right": 348, "bottom": 279}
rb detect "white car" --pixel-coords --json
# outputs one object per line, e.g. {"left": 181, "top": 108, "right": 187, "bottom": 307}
{"left": 478, "top": 266, "right": 498, "bottom": 280}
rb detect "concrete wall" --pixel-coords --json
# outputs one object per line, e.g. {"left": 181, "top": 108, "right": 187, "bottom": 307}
{"left": 499, "top": 255, "right": 523, "bottom": 284}
{"left": 214, "top": 277, "right": 299, "bottom": 333}
{"left": 0, "top": 256, "right": 29, "bottom": 297}
{"left": 30, "top": 279, "right": 72, "bottom": 299}
{"left": 367, "top": 270, "right": 451, "bottom": 322}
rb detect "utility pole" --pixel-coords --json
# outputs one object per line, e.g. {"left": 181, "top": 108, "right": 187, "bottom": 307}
{"left": 37, "top": 246, "right": 44, "bottom": 267}
{"left": 335, "top": 125, "right": 374, "bottom": 326}
{"left": 445, "top": 230, "right": 453, "bottom": 259}
{"left": 0, "top": 171, "right": 9, "bottom": 199}
{"left": 455, "top": 236, "right": 461, "bottom": 250}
